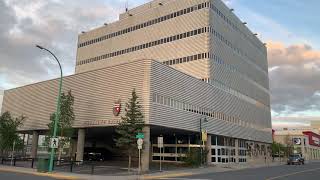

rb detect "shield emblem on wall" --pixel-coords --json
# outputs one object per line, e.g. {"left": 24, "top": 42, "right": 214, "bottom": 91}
{"left": 113, "top": 101, "right": 121, "bottom": 116}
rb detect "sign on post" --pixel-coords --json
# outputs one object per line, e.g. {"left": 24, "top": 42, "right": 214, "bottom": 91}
{"left": 50, "top": 138, "right": 59, "bottom": 149}
{"left": 136, "top": 132, "right": 144, "bottom": 139}
{"left": 137, "top": 138, "right": 143, "bottom": 174}
{"left": 202, "top": 130, "right": 208, "bottom": 142}
{"left": 158, "top": 136, "right": 163, "bottom": 171}
{"left": 137, "top": 138, "right": 143, "bottom": 149}
{"left": 158, "top": 137, "right": 163, "bottom": 148}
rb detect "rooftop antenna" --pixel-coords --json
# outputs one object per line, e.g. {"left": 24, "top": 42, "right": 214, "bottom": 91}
{"left": 125, "top": 0, "right": 128, "bottom": 12}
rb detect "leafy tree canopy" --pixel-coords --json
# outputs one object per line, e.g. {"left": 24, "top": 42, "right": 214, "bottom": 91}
{"left": 45, "top": 90, "right": 75, "bottom": 151}
{"left": 0, "top": 111, "right": 25, "bottom": 153}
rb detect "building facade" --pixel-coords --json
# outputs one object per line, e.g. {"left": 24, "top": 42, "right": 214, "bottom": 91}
{"left": 1, "top": 0, "right": 272, "bottom": 170}
{"left": 274, "top": 129, "right": 320, "bottom": 161}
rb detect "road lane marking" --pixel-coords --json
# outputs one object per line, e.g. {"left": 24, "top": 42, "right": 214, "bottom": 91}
{"left": 266, "top": 167, "right": 320, "bottom": 180}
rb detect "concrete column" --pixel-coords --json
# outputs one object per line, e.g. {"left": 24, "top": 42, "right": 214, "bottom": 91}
{"left": 188, "top": 135, "right": 191, "bottom": 152}
{"left": 235, "top": 139, "right": 239, "bottom": 163}
{"left": 31, "top": 131, "right": 39, "bottom": 158}
{"left": 301, "top": 138, "right": 305, "bottom": 157}
{"left": 68, "top": 138, "right": 77, "bottom": 160}
{"left": 206, "top": 135, "right": 212, "bottom": 165}
{"left": 215, "top": 135, "right": 218, "bottom": 163}
{"left": 175, "top": 136, "right": 178, "bottom": 162}
{"left": 141, "top": 126, "right": 150, "bottom": 172}
{"left": 76, "top": 129, "right": 85, "bottom": 162}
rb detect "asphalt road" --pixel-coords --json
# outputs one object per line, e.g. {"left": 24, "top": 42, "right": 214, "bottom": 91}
{"left": 157, "top": 162, "right": 320, "bottom": 180}
{"left": 0, "top": 171, "right": 57, "bottom": 180}
{"left": 1, "top": 162, "right": 320, "bottom": 180}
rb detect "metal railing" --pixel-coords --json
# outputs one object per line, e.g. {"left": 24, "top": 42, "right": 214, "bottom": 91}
{"left": 0, "top": 157, "right": 132, "bottom": 175}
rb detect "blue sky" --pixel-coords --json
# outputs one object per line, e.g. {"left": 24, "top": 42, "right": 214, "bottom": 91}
{"left": 0, "top": 0, "right": 319, "bottom": 129}
{"left": 228, "top": 0, "right": 320, "bottom": 49}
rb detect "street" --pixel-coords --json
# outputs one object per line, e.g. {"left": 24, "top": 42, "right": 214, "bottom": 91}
{"left": 1, "top": 162, "right": 320, "bottom": 180}
{"left": 155, "top": 162, "right": 320, "bottom": 180}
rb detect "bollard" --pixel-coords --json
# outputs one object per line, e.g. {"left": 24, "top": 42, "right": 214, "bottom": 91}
{"left": 31, "top": 158, "right": 34, "bottom": 168}
{"left": 13, "top": 158, "right": 16, "bottom": 166}
{"left": 70, "top": 161, "right": 73, "bottom": 172}
{"left": 91, "top": 163, "right": 94, "bottom": 175}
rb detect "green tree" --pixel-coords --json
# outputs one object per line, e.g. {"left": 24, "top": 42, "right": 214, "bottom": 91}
{"left": 183, "top": 148, "right": 208, "bottom": 167}
{"left": 114, "top": 89, "right": 144, "bottom": 172}
{"left": 0, "top": 112, "right": 25, "bottom": 156}
{"left": 271, "top": 142, "right": 284, "bottom": 157}
{"left": 283, "top": 135, "right": 294, "bottom": 157}
{"left": 45, "top": 90, "right": 75, "bottom": 161}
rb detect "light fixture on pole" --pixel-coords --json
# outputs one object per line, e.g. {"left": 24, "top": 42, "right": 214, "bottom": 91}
{"left": 199, "top": 116, "right": 208, "bottom": 166}
{"left": 36, "top": 44, "right": 63, "bottom": 172}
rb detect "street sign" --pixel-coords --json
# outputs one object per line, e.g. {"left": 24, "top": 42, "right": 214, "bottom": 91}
{"left": 202, "top": 130, "right": 208, "bottom": 141}
{"left": 136, "top": 132, "right": 144, "bottom": 139}
{"left": 158, "top": 137, "right": 163, "bottom": 148}
{"left": 137, "top": 138, "right": 143, "bottom": 174}
{"left": 50, "top": 138, "right": 59, "bottom": 149}
{"left": 293, "top": 138, "right": 301, "bottom": 145}
{"left": 137, "top": 138, "right": 143, "bottom": 150}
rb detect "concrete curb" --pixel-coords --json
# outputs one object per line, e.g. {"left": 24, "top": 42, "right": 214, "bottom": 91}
{"left": 142, "top": 172, "right": 195, "bottom": 179}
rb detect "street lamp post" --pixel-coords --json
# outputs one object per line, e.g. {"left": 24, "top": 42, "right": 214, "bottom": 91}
{"left": 36, "top": 45, "right": 63, "bottom": 172}
{"left": 199, "top": 117, "right": 208, "bottom": 166}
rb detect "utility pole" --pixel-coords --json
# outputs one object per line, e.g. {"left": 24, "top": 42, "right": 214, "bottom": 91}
{"left": 36, "top": 45, "right": 63, "bottom": 172}
{"left": 10, "top": 141, "right": 16, "bottom": 166}
{"left": 199, "top": 117, "right": 208, "bottom": 166}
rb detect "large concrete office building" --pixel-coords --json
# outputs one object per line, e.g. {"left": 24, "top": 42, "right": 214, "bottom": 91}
{"left": 1, "top": 0, "right": 272, "bottom": 170}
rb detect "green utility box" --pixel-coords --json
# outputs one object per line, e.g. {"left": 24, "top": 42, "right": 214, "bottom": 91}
{"left": 37, "top": 158, "right": 49, "bottom": 172}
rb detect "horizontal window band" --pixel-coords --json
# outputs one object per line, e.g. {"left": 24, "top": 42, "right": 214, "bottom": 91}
{"left": 162, "top": 52, "right": 269, "bottom": 101}
{"left": 78, "top": 2, "right": 210, "bottom": 48}
{"left": 162, "top": 52, "right": 209, "bottom": 66}
{"left": 159, "top": 52, "right": 269, "bottom": 108}
{"left": 209, "top": 26, "right": 268, "bottom": 76}
{"left": 152, "top": 93, "right": 269, "bottom": 132}
{"left": 209, "top": 1, "right": 265, "bottom": 54}
{"left": 77, "top": 27, "right": 209, "bottom": 66}
{"left": 159, "top": 53, "right": 270, "bottom": 110}
{"left": 211, "top": 53, "right": 269, "bottom": 94}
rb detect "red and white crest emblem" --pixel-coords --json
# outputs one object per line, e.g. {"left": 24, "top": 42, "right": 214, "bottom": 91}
{"left": 113, "top": 100, "right": 121, "bottom": 116}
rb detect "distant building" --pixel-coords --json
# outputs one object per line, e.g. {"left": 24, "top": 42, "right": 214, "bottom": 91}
{"left": 311, "top": 121, "right": 320, "bottom": 129}
{"left": 1, "top": 0, "right": 271, "bottom": 170}
{"left": 274, "top": 129, "right": 320, "bottom": 160}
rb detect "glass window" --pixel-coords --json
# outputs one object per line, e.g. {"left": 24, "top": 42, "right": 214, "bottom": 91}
{"left": 193, "top": 30, "right": 198, "bottom": 35}
{"left": 183, "top": 57, "right": 187, "bottom": 62}
{"left": 152, "top": 94, "right": 157, "bottom": 102}
{"left": 212, "top": 149, "right": 216, "bottom": 155}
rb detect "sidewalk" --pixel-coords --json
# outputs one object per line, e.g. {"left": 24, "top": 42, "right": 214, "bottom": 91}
{"left": 0, "top": 161, "right": 285, "bottom": 180}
